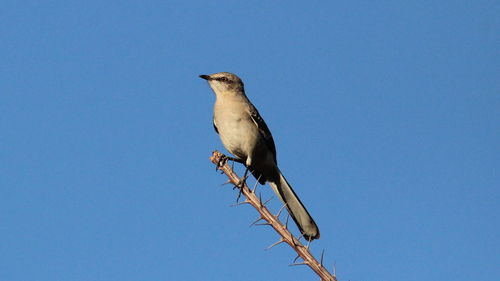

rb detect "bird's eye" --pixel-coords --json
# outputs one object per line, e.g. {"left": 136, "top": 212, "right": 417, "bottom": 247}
{"left": 219, "top": 77, "right": 228, "bottom": 82}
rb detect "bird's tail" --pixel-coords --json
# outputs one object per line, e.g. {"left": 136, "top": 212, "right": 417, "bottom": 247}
{"left": 268, "top": 170, "right": 320, "bottom": 240}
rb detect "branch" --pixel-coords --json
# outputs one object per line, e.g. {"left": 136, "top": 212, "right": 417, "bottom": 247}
{"left": 210, "top": 150, "right": 337, "bottom": 281}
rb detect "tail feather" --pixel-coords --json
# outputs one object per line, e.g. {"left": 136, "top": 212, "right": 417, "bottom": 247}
{"left": 268, "top": 170, "right": 320, "bottom": 240}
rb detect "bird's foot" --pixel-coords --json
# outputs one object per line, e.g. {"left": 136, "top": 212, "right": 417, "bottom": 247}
{"left": 233, "top": 174, "right": 249, "bottom": 202}
{"left": 233, "top": 174, "right": 249, "bottom": 190}
{"left": 215, "top": 155, "right": 228, "bottom": 171}
{"left": 216, "top": 155, "right": 244, "bottom": 171}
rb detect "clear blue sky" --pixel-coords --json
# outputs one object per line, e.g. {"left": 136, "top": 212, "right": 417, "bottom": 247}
{"left": 1, "top": 1, "right": 498, "bottom": 281}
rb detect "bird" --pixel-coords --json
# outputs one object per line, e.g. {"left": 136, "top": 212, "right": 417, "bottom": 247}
{"left": 199, "top": 72, "right": 320, "bottom": 240}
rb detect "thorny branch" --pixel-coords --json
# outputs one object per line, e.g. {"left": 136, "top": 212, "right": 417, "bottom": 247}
{"left": 210, "top": 150, "right": 337, "bottom": 281}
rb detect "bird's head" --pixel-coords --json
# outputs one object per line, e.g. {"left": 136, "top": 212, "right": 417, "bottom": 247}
{"left": 199, "top": 72, "right": 244, "bottom": 95}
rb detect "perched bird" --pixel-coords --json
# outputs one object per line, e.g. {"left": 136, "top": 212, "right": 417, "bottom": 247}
{"left": 200, "top": 72, "right": 320, "bottom": 240}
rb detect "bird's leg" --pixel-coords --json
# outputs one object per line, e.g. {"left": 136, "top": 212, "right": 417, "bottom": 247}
{"left": 239, "top": 166, "right": 250, "bottom": 187}
{"left": 221, "top": 155, "right": 247, "bottom": 187}
{"left": 218, "top": 155, "right": 249, "bottom": 201}
{"left": 226, "top": 156, "right": 245, "bottom": 165}
{"left": 234, "top": 166, "right": 249, "bottom": 202}
{"left": 216, "top": 155, "right": 244, "bottom": 171}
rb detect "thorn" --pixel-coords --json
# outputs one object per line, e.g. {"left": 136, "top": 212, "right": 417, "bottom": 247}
{"left": 297, "top": 233, "right": 305, "bottom": 243}
{"left": 230, "top": 200, "right": 249, "bottom": 207}
{"left": 258, "top": 193, "right": 263, "bottom": 206}
{"left": 220, "top": 180, "right": 232, "bottom": 186}
{"left": 333, "top": 261, "right": 337, "bottom": 277}
{"left": 293, "top": 254, "right": 302, "bottom": 263}
{"left": 275, "top": 204, "right": 287, "bottom": 218}
{"left": 251, "top": 180, "right": 259, "bottom": 193}
{"left": 305, "top": 237, "right": 311, "bottom": 250}
{"left": 320, "top": 249, "right": 325, "bottom": 266}
{"left": 289, "top": 262, "right": 308, "bottom": 267}
{"left": 249, "top": 217, "right": 264, "bottom": 227}
{"left": 265, "top": 239, "right": 285, "bottom": 250}
{"left": 255, "top": 222, "right": 271, "bottom": 226}
{"left": 262, "top": 196, "right": 273, "bottom": 206}
{"left": 285, "top": 213, "right": 290, "bottom": 228}
{"left": 252, "top": 175, "right": 262, "bottom": 193}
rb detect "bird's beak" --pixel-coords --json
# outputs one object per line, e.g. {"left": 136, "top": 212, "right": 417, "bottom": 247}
{"left": 199, "top": 74, "right": 210, "bottom": 80}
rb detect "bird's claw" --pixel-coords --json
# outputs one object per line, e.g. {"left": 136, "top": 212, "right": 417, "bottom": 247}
{"left": 234, "top": 175, "right": 249, "bottom": 202}
{"left": 215, "top": 155, "right": 228, "bottom": 171}
{"left": 233, "top": 174, "right": 249, "bottom": 190}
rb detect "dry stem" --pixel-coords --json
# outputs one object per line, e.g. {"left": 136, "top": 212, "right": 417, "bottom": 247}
{"left": 210, "top": 150, "right": 337, "bottom": 281}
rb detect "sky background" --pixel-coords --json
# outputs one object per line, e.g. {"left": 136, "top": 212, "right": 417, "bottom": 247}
{"left": 1, "top": 1, "right": 499, "bottom": 281}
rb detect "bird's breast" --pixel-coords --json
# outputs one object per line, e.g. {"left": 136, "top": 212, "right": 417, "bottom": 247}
{"left": 214, "top": 101, "right": 260, "bottom": 159}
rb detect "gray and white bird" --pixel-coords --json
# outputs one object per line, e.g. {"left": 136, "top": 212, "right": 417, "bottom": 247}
{"left": 200, "top": 72, "right": 320, "bottom": 240}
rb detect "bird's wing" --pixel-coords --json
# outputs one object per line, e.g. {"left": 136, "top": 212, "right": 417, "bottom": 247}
{"left": 248, "top": 105, "right": 277, "bottom": 163}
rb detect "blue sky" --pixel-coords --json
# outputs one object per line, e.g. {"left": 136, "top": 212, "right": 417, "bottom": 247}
{"left": 1, "top": 1, "right": 499, "bottom": 280}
